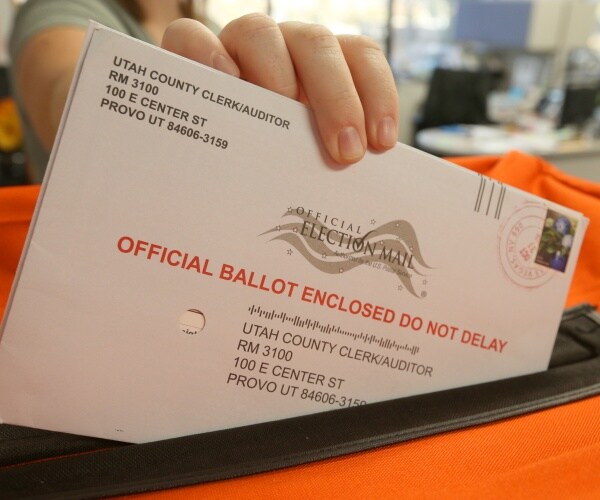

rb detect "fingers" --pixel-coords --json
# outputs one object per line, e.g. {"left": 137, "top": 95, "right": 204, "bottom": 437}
{"left": 337, "top": 35, "right": 399, "bottom": 152}
{"left": 219, "top": 14, "right": 299, "bottom": 101}
{"left": 279, "top": 21, "right": 367, "bottom": 164}
{"left": 162, "top": 16, "right": 399, "bottom": 166}
{"left": 220, "top": 15, "right": 398, "bottom": 164}
{"left": 161, "top": 18, "right": 240, "bottom": 77}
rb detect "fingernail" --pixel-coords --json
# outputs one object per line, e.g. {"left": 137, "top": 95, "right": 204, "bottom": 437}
{"left": 338, "top": 126, "right": 364, "bottom": 162}
{"left": 377, "top": 116, "right": 397, "bottom": 148}
{"left": 211, "top": 52, "right": 239, "bottom": 77}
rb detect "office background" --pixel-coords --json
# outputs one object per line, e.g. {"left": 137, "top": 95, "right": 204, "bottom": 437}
{"left": 2, "top": 0, "right": 600, "bottom": 183}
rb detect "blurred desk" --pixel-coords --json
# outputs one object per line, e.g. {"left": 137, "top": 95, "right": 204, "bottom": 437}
{"left": 415, "top": 125, "right": 600, "bottom": 183}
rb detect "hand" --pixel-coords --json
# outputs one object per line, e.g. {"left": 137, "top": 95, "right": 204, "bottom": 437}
{"left": 162, "top": 14, "right": 399, "bottom": 165}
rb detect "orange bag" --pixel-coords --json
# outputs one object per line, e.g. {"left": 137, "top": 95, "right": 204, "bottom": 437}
{"left": 1, "top": 151, "right": 599, "bottom": 499}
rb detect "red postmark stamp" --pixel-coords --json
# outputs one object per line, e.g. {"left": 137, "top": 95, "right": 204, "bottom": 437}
{"left": 498, "top": 203, "right": 553, "bottom": 288}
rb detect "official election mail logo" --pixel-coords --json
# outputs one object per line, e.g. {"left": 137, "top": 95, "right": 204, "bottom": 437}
{"left": 262, "top": 207, "right": 431, "bottom": 297}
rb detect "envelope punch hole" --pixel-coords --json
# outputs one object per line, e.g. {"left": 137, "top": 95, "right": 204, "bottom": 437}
{"left": 179, "top": 309, "right": 205, "bottom": 335}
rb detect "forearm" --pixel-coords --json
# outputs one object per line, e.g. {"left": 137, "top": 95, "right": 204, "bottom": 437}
{"left": 38, "top": 70, "right": 75, "bottom": 151}
{"left": 15, "top": 27, "right": 86, "bottom": 152}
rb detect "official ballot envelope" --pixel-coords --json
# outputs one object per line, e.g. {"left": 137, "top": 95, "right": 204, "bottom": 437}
{"left": 0, "top": 23, "right": 589, "bottom": 443}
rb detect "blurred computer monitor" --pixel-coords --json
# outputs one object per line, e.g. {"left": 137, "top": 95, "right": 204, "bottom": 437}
{"left": 558, "top": 85, "right": 600, "bottom": 129}
{"left": 414, "top": 67, "right": 492, "bottom": 134}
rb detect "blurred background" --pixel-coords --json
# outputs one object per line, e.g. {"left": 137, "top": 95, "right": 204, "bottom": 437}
{"left": 3, "top": 0, "right": 600, "bottom": 184}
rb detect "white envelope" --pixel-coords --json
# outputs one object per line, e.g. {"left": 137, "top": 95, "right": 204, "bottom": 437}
{"left": 0, "top": 23, "right": 588, "bottom": 443}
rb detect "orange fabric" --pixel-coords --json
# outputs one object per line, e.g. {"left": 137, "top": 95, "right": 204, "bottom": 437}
{"left": 1, "top": 151, "right": 599, "bottom": 499}
{"left": 0, "top": 184, "right": 39, "bottom": 319}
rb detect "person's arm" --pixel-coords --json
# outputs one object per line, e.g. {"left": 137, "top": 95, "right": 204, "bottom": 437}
{"left": 162, "top": 15, "right": 399, "bottom": 165}
{"left": 14, "top": 26, "right": 87, "bottom": 152}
